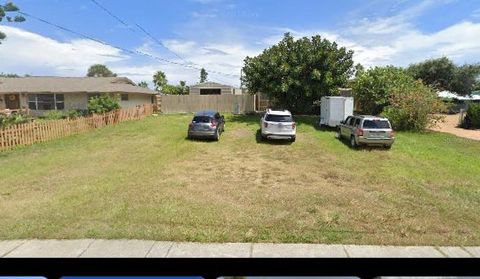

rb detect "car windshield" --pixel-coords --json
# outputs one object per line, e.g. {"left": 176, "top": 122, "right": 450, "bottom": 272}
{"left": 265, "top": 114, "right": 293, "bottom": 122}
{"left": 192, "top": 116, "right": 212, "bottom": 123}
{"left": 363, "top": 120, "right": 391, "bottom": 129}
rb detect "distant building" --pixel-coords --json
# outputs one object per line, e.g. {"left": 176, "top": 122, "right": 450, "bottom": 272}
{"left": 189, "top": 82, "right": 242, "bottom": 95}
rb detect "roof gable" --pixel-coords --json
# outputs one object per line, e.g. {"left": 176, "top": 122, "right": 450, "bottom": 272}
{"left": 0, "top": 76, "right": 156, "bottom": 95}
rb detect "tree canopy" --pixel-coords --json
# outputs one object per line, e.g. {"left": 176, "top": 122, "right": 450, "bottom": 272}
{"left": 137, "top": 81, "right": 149, "bottom": 88}
{"left": 353, "top": 66, "right": 413, "bottom": 115}
{"left": 200, "top": 68, "right": 208, "bottom": 83}
{"left": 152, "top": 71, "right": 188, "bottom": 94}
{"left": 86, "top": 64, "right": 117, "bottom": 77}
{"left": 407, "top": 57, "right": 480, "bottom": 95}
{"left": 241, "top": 32, "right": 354, "bottom": 113}
{"left": 153, "top": 70, "right": 167, "bottom": 91}
{"left": 354, "top": 65, "right": 445, "bottom": 131}
{"left": 0, "top": 2, "right": 26, "bottom": 44}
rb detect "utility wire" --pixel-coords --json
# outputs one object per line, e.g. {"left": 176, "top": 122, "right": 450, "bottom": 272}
{"left": 18, "top": 11, "right": 240, "bottom": 80}
{"left": 88, "top": 0, "right": 239, "bottom": 80}
{"left": 89, "top": 0, "right": 133, "bottom": 32}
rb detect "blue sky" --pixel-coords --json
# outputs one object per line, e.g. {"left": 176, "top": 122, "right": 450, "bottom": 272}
{"left": 1, "top": 0, "right": 480, "bottom": 87}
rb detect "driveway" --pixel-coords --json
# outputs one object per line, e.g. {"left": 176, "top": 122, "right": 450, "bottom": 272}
{"left": 431, "top": 114, "right": 480, "bottom": 141}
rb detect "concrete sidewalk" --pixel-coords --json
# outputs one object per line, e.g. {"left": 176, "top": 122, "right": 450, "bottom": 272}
{"left": 1, "top": 239, "right": 479, "bottom": 258}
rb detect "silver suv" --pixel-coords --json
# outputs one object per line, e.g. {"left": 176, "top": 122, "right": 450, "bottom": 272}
{"left": 337, "top": 115, "right": 395, "bottom": 149}
{"left": 260, "top": 109, "right": 296, "bottom": 142}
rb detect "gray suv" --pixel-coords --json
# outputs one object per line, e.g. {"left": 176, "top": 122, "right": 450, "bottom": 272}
{"left": 337, "top": 115, "right": 395, "bottom": 149}
{"left": 187, "top": 110, "right": 225, "bottom": 141}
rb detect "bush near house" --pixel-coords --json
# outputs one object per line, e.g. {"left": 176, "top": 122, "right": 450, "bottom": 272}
{"left": 354, "top": 66, "right": 445, "bottom": 131}
{"left": 463, "top": 102, "right": 480, "bottom": 129}
{"left": 87, "top": 94, "right": 120, "bottom": 114}
{"left": 0, "top": 112, "right": 32, "bottom": 128}
{"left": 382, "top": 81, "right": 445, "bottom": 131}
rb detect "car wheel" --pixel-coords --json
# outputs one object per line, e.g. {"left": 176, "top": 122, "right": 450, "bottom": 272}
{"left": 350, "top": 136, "right": 358, "bottom": 148}
{"left": 291, "top": 136, "right": 296, "bottom": 142}
{"left": 213, "top": 129, "right": 220, "bottom": 141}
{"left": 384, "top": 145, "right": 392, "bottom": 150}
{"left": 187, "top": 133, "right": 192, "bottom": 140}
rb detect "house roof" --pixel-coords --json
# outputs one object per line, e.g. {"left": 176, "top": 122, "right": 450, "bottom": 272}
{"left": 190, "top": 81, "right": 233, "bottom": 89}
{"left": 0, "top": 77, "right": 157, "bottom": 95}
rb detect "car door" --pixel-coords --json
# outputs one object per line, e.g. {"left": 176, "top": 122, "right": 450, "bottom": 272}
{"left": 346, "top": 117, "right": 357, "bottom": 137}
{"left": 341, "top": 116, "right": 352, "bottom": 137}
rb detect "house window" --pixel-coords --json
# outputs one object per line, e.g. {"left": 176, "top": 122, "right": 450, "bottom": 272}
{"left": 200, "top": 89, "right": 221, "bottom": 95}
{"left": 27, "top": 94, "right": 65, "bottom": 110}
{"left": 121, "top": 94, "right": 129, "bottom": 101}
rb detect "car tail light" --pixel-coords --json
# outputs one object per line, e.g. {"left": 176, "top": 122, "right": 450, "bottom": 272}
{"left": 357, "top": 128, "right": 364, "bottom": 136}
{"left": 211, "top": 120, "right": 217, "bottom": 128}
{"left": 189, "top": 122, "right": 194, "bottom": 128}
{"left": 390, "top": 130, "right": 396, "bottom": 137}
{"left": 292, "top": 122, "right": 296, "bottom": 129}
{"left": 264, "top": 122, "right": 268, "bottom": 128}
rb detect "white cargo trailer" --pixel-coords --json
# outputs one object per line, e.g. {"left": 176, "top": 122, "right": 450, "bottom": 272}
{"left": 319, "top": 96, "right": 354, "bottom": 127}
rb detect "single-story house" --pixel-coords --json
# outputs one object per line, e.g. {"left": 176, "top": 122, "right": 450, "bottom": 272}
{"left": 0, "top": 76, "right": 157, "bottom": 115}
{"left": 189, "top": 81, "right": 243, "bottom": 95}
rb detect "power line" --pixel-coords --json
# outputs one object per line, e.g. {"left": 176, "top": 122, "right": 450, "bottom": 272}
{"left": 89, "top": 0, "right": 133, "bottom": 32}
{"left": 17, "top": 11, "right": 240, "bottom": 80}
{"left": 90, "top": 0, "right": 187, "bottom": 62}
{"left": 88, "top": 0, "right": 237, "bottom": 80}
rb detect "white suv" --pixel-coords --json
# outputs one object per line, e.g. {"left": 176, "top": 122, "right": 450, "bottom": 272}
{"left": 260, "top": 109, "right": 296, "bottom": 142}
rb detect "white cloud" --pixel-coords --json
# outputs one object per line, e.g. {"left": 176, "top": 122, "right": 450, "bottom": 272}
{"left": 191, "top": 11, "right": 217, "bottom": 18}
{"left": 0, "top": 26, "right": 126, "bottom": 76}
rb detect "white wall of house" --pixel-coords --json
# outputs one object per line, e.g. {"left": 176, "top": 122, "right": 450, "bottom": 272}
{"left": 119, "top": 94, "right": 153, "bottom": 108}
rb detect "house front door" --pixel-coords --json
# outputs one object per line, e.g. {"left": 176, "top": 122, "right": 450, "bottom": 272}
{"left": 5, "top": 94, "right": 20, "bottom": 109}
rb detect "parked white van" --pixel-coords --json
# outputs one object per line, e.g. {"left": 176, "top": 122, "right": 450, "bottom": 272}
{"left": 319, "top": 96, "right": 354, "bottom": 127}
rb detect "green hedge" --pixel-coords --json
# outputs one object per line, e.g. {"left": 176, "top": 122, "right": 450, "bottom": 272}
{"left": 464, "top": 102, "right": 480, "bottom": 129}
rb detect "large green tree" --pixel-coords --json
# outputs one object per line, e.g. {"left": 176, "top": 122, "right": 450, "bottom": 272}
{"left": 407, "top": 57, "right": 455, "bottom": 91}
{"left": 407, "top": 57, "right": 480, "bottom": 95}
{"left": 241, "top": 32, "right": 354, "bottom": 113}
{"left": 450, "top": 64, "right": 480, "bottom": 96}
{"left": 137, "top": 81, "right": 149, "bottom": 88}
{"left": 86, "top": 64, "right": 117, "bottom": 77}
{"left": 162, "top": 80, "right": 189, "bottom": 95}
{"left": 353, "top": 66, "right": 413, "bottom": 115}
{"left": 200, "top": 68, "right": 208, "bottom": 83}
{"left": 0, "top": 2, "right": 26, "bottom": 44}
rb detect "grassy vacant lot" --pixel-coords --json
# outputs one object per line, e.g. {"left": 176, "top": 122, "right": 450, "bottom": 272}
{"left": 1, "top": 114, "right": 480, "bottom": 245}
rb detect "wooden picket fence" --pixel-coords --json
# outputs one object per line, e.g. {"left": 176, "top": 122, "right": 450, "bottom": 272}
{"left": 0, "top": 104, "right": 154, "bottom": 151}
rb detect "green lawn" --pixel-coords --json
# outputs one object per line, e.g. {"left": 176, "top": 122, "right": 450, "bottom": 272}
{"left": 1, "top": 114, "right": 480, "bottom": 245}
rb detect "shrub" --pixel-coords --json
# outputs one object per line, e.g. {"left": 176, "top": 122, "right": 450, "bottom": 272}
{"left": 464, "top": 102, "right": 480, "bottom": 129}
{"left": 382, "top": 81, "right": 445, "bottom": 131}
{"left": 353, "top": 66, "right": 413, "bottom": 115}
{"left": 66, "top": 109, "right": 88, "bottom": 119}
{"left": 44, "top": 110, "right": 65, "bottom": 120}
{"left": 87, "top": 94, "right": 120, "bottom": 114}
{"left": 0, "top": 112, "right": 32, "bottom": 128}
